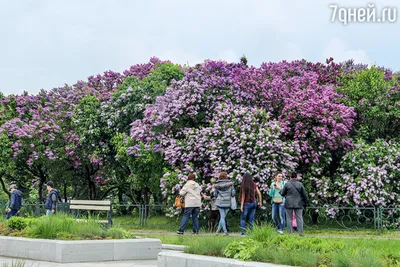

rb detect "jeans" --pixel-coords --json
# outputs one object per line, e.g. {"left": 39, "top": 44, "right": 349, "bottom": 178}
{"left": 178, "top": 207, "right": 199, "bottom": 233}
{"left": 217, "top": 207, "right": 230, "bottom": 233}
{"left": 46, "top": 209, "right": 52, "bottom": 216}
{"left": 6, "top": 209, "right": 18, "bottom": 220}
{"left": 272, "top": 202, "right": 286, "bottom": 230}
{"left": 286, "top": 208, "right": 304, "bottom": 236}
{"left": 240, "top": 201, "right": 257, "bottom": 234}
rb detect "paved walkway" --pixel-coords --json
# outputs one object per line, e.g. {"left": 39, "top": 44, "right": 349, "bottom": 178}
{"left": 0, "top": 257, "right": 158, "bottom": 267}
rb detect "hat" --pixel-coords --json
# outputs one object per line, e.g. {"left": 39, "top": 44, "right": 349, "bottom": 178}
{"left": 8, "top": 184, "right": 17, "bottom": 191}
{"left": 45, "top": 181, "right": 54, "bottom": 187}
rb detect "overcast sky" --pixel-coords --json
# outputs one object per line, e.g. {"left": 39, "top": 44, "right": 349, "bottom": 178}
{"left": 1, "top": 0, "right": 399, "bottom": 95}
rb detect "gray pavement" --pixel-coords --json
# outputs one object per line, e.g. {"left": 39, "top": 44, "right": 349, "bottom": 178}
{"left": 0, "top": 256, "right": 158, "bottom": 267}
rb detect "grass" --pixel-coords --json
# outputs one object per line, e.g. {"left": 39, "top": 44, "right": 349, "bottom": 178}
{"left": 0, "top": 214, "right": 135, "bottom": 240}
{"left": 137, "top": 224, "right": 400, "bottom": 267}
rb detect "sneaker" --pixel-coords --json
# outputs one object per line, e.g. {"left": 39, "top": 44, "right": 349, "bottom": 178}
{"left": 177, "top": 231, "right": 184, "bottom": 235}
{"left": 240, "top": 233, "right": 246, "bottom": 236}
{"left": 224, "top": 232, "right": 229, "bottom": 236}
{"left": 192, "top": 232, "right": 199, "bottom": 235}
{"left": 278, "top": 230, "right": 283, "bottom": 235}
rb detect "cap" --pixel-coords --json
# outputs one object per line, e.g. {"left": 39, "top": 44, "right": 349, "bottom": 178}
{"left": 8, "top": 184, "right": 17, "bottom": 191}
{"left": 45, "top": 181, "right": 54, "bottom": 187}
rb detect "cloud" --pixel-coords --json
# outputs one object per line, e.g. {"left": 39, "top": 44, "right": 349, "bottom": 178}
{"left": 322, "top": 38, "right": 372, "bottom": 65}
{"left": 280, "top": 43, "right": 304, "bottom": 61}
{"left": 217, "top": 49, "right": 239, "bottom": 63}
{"left": 0, "top": 0, "right": 398, "bottom": 95}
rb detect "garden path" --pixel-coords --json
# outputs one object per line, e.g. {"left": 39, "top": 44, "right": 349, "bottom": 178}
{"left": 0, "top": 257, "right": 158, "bottom": 267}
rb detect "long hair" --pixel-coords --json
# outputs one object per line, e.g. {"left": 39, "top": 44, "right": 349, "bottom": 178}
{"left": 240, "top": 172, "right": 255, "bottom": 200}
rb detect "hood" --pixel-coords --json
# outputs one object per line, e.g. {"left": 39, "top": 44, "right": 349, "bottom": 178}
{"left": 185, "top": 180, "right": 199, "bottom": 189}
{"left": 13, "top": 189, "right": 22, "bottom": 197}
{"left": 214, "top": 180, "right": 234, "bottom": 190}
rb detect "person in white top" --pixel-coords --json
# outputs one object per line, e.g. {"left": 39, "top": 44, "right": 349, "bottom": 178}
{"left": 177, "top": 173, "right": 202, "bottom": 235}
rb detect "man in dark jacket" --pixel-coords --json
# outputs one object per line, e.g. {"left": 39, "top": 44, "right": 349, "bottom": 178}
{"left": 280, "top": 172, "right": 308, "bottom": 236}
{"left": 45, "top": 181, "right": 60, "bottom": 216}
{"left": 6, "top": 184, "right": 22, "bottom": 220}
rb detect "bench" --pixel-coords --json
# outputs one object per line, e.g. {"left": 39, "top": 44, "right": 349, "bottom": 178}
{"left": 69, "top": 200, "right": 112, "bottom": 227}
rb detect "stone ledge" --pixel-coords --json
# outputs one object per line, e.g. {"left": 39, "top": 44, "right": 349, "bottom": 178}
{"left": 0, "top": 236, "right": 161, "bottom": 263}
{"left": 161, "top": 244, "right": 186, "bottom": 251}
{"left": 157, "top": 251, "right": 293, "bottom": 267}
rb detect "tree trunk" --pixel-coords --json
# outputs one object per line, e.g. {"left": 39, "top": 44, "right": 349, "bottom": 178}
{"left": 63, "top": 183, "right": 68, "bottom": 202}
{"left": 0, "top": 173, "right": 10, "bottom": 197}
{"left": 118, "top": 188, "right": 127, "bottom": 215}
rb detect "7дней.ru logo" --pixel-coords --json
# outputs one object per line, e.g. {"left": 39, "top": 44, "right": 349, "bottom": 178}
{"left": 330, "top": 3, "right": 397, "bottom": 25}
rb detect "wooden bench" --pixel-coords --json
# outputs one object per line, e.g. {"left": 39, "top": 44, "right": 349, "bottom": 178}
{"left": 69, "top": 200, "right": 112, "bottom": 227}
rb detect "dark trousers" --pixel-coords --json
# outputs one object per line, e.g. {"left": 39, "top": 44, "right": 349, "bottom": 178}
{"left": 286, "top": 208, "right": 304, "bottom": 236}
{"left": 6, "top": 209, "right": 18, "bottom": 220}
{"left": 178, "top": 207, "right": 200, "bottom": 233}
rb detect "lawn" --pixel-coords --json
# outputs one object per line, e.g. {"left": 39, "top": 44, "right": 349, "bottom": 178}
{"left": 137, "top": 225, "right": 400, "bottom": 267}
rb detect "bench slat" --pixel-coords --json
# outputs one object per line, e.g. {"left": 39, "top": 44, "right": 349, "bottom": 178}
{"left": 69, "top": 205, "right": 110, "bottom": 211}
{"left": 70, "top": 200, "right": 111, "bottom": 205}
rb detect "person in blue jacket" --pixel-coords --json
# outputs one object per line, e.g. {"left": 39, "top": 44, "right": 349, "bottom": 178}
{"left": 269, "top": 173, "right": 286, "bottom": 234}
{"left": 6, "top": 184, "right": 22, "bottom": 220}
{"left": 45, "top": 181, "right": 60, "bottom": 216}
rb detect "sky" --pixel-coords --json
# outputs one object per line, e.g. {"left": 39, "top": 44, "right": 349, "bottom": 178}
{"left": 0, "top": 0, "right": 399, "bottom": 95}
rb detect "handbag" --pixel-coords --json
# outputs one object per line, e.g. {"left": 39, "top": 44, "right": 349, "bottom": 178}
{"left": 174, "top": 196, "right": 185, "bottom": 209}
{"left": 273, "top": 196, "right": 283, "bottom": 204}
{"left": 231, "top": 196, "right": 237, "bottom": 210}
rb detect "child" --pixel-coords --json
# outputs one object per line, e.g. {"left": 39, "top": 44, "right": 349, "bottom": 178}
{"left": 292, "top": 211, "right": 298, "bottom": 232}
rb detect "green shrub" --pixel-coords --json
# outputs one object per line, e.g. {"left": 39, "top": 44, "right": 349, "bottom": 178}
{"left": 73, "top": 220, "right": 106, "bottom": 238}
{"left": 184, "top": 236, "right": 233, "bottom": 257}
{"left": 107, "top": 227, "right": 135, "bottom": 239}
{"left": 7, "top": 217, "right": 28, "bottom": 230}
{"left": 248, "top": 224, "right": 275, "bottom": 242}
{"left": 26, "top": 213, "right": 75, "bottom": 239}
{"left": 55, "top": 232, "right": 76, "bottom": 240}
{"left": 224, "top": 238, "right": 261, "bottom": 261}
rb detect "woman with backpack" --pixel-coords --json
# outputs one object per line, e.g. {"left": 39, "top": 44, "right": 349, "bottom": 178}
{"left": 269, "top": 172, "right": 286, "bottom": 234}
{"left": 239, "top": 172, "right": 262, "bottom": 235}
{"left": 213, "top": 172, "right": 235, "bottom": 235}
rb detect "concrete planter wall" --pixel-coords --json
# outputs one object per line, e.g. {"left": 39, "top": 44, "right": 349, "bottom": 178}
{"left": 157, "top": 251, "right": 293, "bottom": 267}
{"left": 0, "top": 236, "right": 161, "bottom": 263}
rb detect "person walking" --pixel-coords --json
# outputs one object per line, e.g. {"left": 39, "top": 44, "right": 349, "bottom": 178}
{"left": 45, "top": 181, "right": 60, "bottom": 216}
{"left": 269, "top": 172, "right": 286, "bottom": 235}
{"left": 239, "top": 172, "right": 262, "bottom": 235}
{"left": 280, "top": 172, "right": 308, "bottom": 236}
{"left": 6, "top": 184, "right": 22, "bottom": 220}
{"left": 177, "top": 173, "right": 202, "bottom": 235}
{"left": 214, "top": 172, "right": 235, "bottom": 235}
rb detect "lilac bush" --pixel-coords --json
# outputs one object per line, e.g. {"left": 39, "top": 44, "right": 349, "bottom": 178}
{"left": 154, "top": 102, "right": 299, "bottom": 215}
{"left": 334, "top": 140, "right": 400, "bottom": 208}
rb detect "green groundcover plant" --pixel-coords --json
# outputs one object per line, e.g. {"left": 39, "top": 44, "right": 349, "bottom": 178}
{"left": 185, "top": 226, "right": 400, "bottom": 267}
{"left": 1, "top": 214, "right": 134, "bottom": 240}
